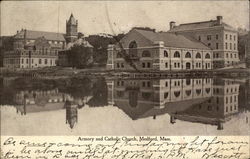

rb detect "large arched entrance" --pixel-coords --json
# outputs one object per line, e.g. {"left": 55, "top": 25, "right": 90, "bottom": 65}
{"left": 186, "top": 62, "right": 191, "bottom": 70}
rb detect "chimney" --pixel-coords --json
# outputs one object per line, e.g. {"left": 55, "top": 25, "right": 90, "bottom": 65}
{"left": 217, "top": 16, "right": 223, "bottom": 25}
{"left": 170, "top": 21, "right": 176, "bottom": 30}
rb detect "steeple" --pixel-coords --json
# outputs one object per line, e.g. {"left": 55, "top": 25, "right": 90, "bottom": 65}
{"left": 66, "top": 13, "right": 78, "bottom": 44}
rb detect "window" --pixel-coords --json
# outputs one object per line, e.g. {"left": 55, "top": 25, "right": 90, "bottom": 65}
{"left": 32, "top": 59, "right": 34, "bottom": 64}
{"left": 164, "top": 50, "right": 168, "bottom": 57}
{"left": 230, "top": 53, "right": 233, "bottom": 58}
{"left": 230, "top": 43, "right": 232, "bottom": 50}
{"left": 174, "top": 51, "right": 180, "bottom": 58}
{"left": 216, "top": 34, "right": 219, "bottom": 40}
{"left": 196, "top": 53, "right": 201, "bottom": 58}
{"left": 226, "top": 53, "right": 229, "bottom": 58}
{"left": 45, "top": 59, "right": 48, "bottom": 64}
{"left": 207, "top": 35, "right": 211, "bottom": 40}
{"left": 164, "top": 92, "right": 168, "bottom": 99}
{"left": 142, "top": 50, "right": 151, "bottom": 57}
{"left": 117, "top": 63, "right": 120, "bottom": 68}
{"left": 165, "top": 81, "right": 168, "bottom": 87}
{"left": 142, "top": 63, "right": 145, "bottom": 68}
{"left": 174, "top": 63, "right": 177, "bottom": 68}
{"left": 196, "top": 89, "right": 201, "bottom": 95}
{"left": 225, "top": 34, "right": 228, "bottom": 40}
{"left": 234, "top": 44, "right": 236, "bottom": 50}
{"left": 186, "top": 79, "right": 191, "bottom": 85}
{"left": 205, "top": 53, "right": 210, "bottom": 59}
{"left": 225, "top": 43, "right": 228, "bottom": 49}
{"left": 230, "top": 35, "right": 232, "bottom": 40}
{"left": 185, "top": 52, "right": 191, "bottom": 58}
{"left": 208, "top": 43, "right": 211, "bottom": 47}
{"left": 165, "top": 62, "right": 168, "bottom": 68}
{"left": 174, "top": 91, "right": 180, "bottom": 98}
{"left": 39, "top": 59, "right": 42, "bottom": 64}
{"left": 129, "top": 41, "right": 138, "bottom": 56}
{"left": 216, "top": 43, "right": 219, "bottom": 49}
{"left": 147, "top": 81, "right": 151, "bottom": 87}
{"left": 234, "top": 54, "right": 236, "bottom": 58}
{"left": 185, "top": 90, "right": 191, "bottom": 96}
{"left": 21, "top": 58, "right": 24, "bottom": 64}
{"left": 234, "top": 35, "right": 236, "bottom": 41}
{"left": 26, "top": 59, "right": 28, "bottom": 64}
{"left": 121, "top": 63, "right": 124, "bottom": 68}
{"left": 177, "top": 63, "right": 180, "bottom": 68}
{"left": 147, "top": 62, "right": 151, "bottom": 68}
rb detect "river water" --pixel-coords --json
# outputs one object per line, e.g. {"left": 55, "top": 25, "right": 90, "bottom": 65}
{"left": 1, "top": 76, "right": 249, "bottom": 135}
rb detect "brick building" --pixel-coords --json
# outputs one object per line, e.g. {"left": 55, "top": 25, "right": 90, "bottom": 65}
{"left": 107, "top": 28, "right": 213, "bottom": 71}
{"left": 168, "top": 16, "right": 239, "bottom": 68}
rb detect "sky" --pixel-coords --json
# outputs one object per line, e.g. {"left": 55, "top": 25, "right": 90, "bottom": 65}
{"left": 1, "top": 1, "right": 249, "bottom": 36}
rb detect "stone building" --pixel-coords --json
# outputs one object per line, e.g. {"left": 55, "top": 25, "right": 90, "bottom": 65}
{"left": 107, "top": 28, "right": 213, "bottom": 71}
{"left": 3, "top": 14, "right": 84, "bottom": 69}
{"left": 168, "top": 16, "right": 239, "bottom": 68}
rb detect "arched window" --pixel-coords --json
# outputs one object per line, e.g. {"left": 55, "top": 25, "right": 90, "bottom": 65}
{"left": 174, "top": 51, "right": 180, "bottom": 58}
{"left": 196, "top": 53, "right": 201, "bottom": 58}
{"left": 142, "top": 50, "right": 151, "bottom": 57}
{"left": 185, "top": 52, "right": 191, "bottom": 58}
{"left": 164, "top": 92, "right": 168, "bottom": 99}
{"left": 174, "top": 91, "right": 180, "bottom": 98}
{"left": 196, "top": 89, "right": 201, "bottom": 95}
{"left": 186, "top": 79, "right": 191, "bottom": 85}
{"left": 205, "top": 88, "right": 211, "bottom": 94}
{"left": 205, "top": 53, "right": 210, "bottom": 59}
{"left": 185, "top": 90, "right": 191, "bottom": 96}
{"left": 129, "top": 41, "right": 138, "bottom": 56}
{"left": 164, "top": 51, "right": 168, "bottom": 57}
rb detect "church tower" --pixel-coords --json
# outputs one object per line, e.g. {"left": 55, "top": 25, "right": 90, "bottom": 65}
{"left": 66, "top": 13, "right": 78, "bottom": 44}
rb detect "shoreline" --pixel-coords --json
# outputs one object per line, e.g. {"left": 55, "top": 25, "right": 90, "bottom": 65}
{"left": 0, "top": 67, "right": 249, "bottom": 79}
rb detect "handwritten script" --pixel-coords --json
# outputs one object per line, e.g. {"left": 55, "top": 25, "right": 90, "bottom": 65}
{"left": 1, "top": 136, "right": 249, "bottom": 159}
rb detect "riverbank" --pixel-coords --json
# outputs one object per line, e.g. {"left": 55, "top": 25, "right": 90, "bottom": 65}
{"left": 0, "top": 66, "right": 249, "bottom": 79}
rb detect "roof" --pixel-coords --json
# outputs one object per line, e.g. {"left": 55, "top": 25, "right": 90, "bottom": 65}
{"left": 16, "top": 29, "right": 65, "bottom": 41}
{"left": 134, "top": 29, "right": 210, "bottom": 50}
{"left": 169, "top": 20, "right": 236, "bottom": 32}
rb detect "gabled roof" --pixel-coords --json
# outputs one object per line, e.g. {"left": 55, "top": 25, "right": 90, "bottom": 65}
{"left": 134, "top": 29, "right": 210, "bottom": 50}
{"left": 169, "top": 20, "right": 236, "bottom": 32}
{"left": 15, "top": 30, "right": 65, "bottom": 41}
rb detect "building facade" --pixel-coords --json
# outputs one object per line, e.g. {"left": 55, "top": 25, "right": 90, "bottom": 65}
{"left": 107, "top": 29, "right": 213, "bottom": 71}
{"left": 168, "top": 16, "right": 239, "bottom": 68}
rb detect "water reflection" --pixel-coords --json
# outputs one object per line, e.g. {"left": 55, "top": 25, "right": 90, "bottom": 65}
{"left": 107, "top": 78, "right": 249, "bottom": 130}
{"left": 1, "top": 76, "right": 249, "bottom": 134}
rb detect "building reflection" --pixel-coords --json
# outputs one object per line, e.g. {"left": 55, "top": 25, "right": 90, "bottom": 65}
{"left": 65, "top": 100, "right": 78, "bottom": 129}
{"left": 107, "top": 78, "right": 244, "bottom": 130}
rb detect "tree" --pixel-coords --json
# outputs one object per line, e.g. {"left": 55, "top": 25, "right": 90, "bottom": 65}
{"left": 67, "top": 44, "right": 93, "bottom": 68}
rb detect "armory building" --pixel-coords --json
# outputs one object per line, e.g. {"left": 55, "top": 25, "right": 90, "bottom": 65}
{"left": 107, "top": 16, "right": 239, "bottom": 71}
